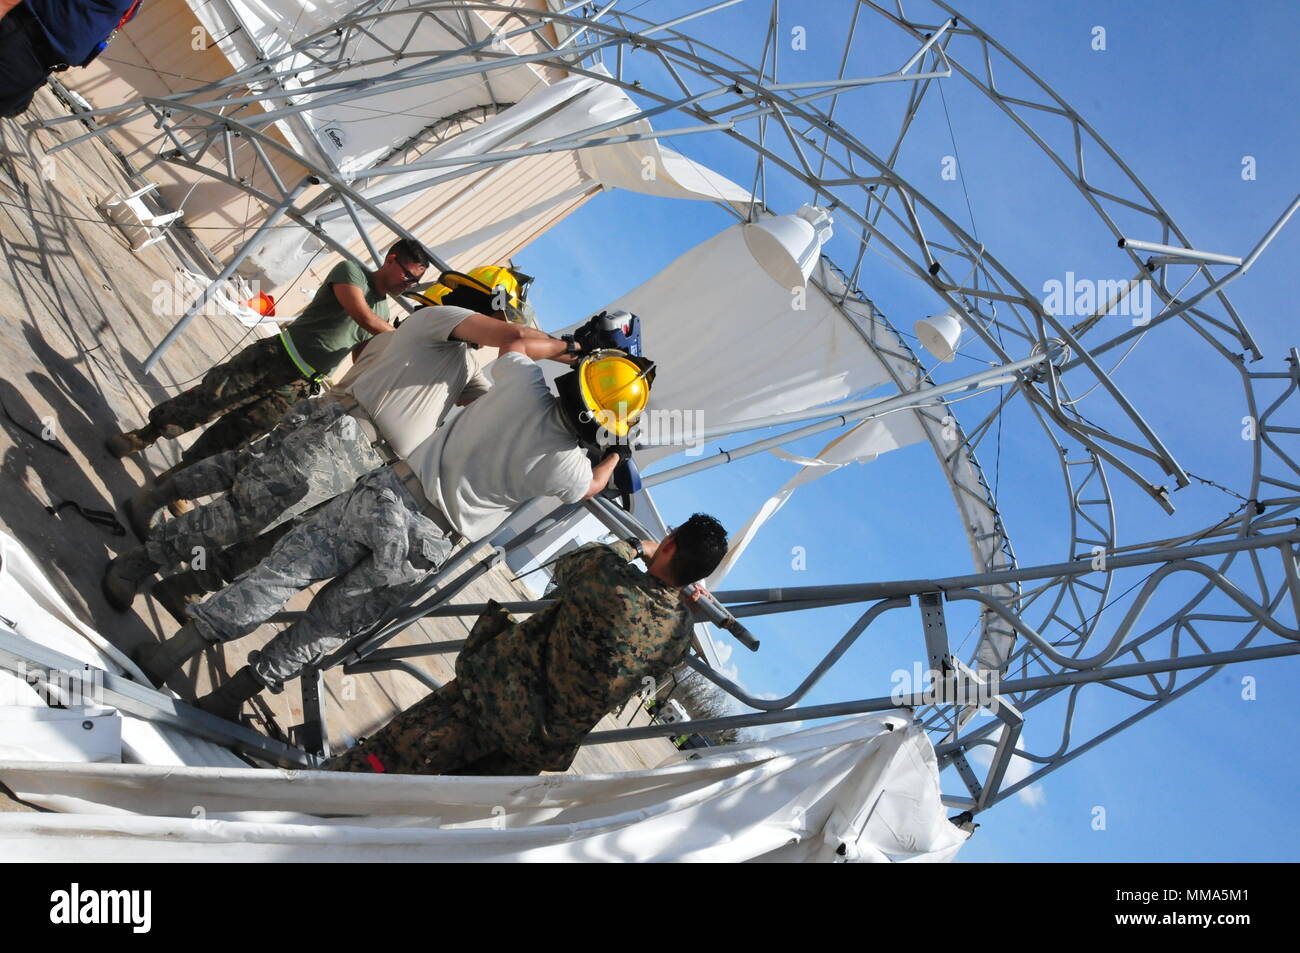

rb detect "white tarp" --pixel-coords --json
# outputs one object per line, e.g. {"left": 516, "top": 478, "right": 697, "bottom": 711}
{"left": 0, "top": 712, "right": 967, "bottom": 862}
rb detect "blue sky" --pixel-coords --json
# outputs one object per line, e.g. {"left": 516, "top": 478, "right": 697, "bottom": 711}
{"left": 514, "top": 1, "right": 1299, "bottom": 861}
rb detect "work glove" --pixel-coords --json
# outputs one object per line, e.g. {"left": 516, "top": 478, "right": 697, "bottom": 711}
{"left": 571, "top": 314, "right": 606, "bottom": 354}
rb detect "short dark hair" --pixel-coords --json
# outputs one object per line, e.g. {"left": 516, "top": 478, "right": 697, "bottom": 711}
{"left": 387, "top": 238, "right": 431, "bottom": 268}
{"left": 667, "top": 513, "right": 728, "bottom": 585}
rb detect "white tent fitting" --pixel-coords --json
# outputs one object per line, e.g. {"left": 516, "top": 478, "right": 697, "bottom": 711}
{"left": 0, "top": 712, "right": 968, "bottom": 862}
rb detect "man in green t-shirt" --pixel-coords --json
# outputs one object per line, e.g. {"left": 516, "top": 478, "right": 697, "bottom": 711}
{"left": 105, "top": 239, "right": 429, "bottom": 472}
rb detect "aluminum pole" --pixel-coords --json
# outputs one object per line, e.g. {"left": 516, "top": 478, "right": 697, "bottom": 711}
{"left": 641, "top": 348, "right": 1058, "bottom": 480}
{"left": 580, "top": 640, "right": 1300, "bottom": 746}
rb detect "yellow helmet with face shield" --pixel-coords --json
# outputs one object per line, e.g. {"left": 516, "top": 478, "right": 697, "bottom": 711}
{"left": 406, "top": 265, "right": 535, "bottom": 324}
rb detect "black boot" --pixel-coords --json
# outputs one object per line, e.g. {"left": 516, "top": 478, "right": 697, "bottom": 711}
{"left": 130, "top": 622, "right": 210, "bottom": 688}
{"left": 123, "top": 478, "right": 183, "bottom": 540}
{"left": 102, "top": 547, "right": 163, "bottom": 612}
{"left": 150, "top": 568, "right": 226, "bottom": 625}
{"left": 194, "top": 666, "right": 265, "bottom": 722}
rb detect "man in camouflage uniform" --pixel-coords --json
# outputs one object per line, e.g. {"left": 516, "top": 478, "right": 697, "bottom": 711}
{"left": 105, "top": 239, "right": 428, "bottom": 472}
{"left": 102, "top": 396, "right": 396, "bottom": 613}
{"left": 129, "top": 345, "right": 627, "bottom": 721}
{"left": 324, "top": 514, "right": 728, "bottom": 775}
{"left": 104, "top": 271, "right": 578, "bottom": 619}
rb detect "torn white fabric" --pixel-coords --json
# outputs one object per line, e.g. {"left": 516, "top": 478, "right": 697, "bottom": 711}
{"left": 547, "top": 221, "right": 900, "bottom": 467}
{"left": 706, "top": 409, "right": 930, "bottom": 588}
{"left": 185, "top": 0, "right": 549, "bottom": 169}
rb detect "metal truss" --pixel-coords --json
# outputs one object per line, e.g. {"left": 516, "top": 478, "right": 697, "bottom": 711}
{"left": 26, "top": 1, "right": 1299, "bottom": 812}
{"left": 0, "top": 629, "right": 315, "bottom": 769}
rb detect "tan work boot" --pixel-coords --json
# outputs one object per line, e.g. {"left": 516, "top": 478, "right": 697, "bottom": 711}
{"left": 194, "top": 666, "right": 265, "bottom": 722}
{"left": 130, "top": 622, "right": 211, "bottom": 688}
{"left": 168, "top": 498, "right": 195, "bottom": 517}
{"left": 105, "top": 426, "right": 158, "bottom": 458}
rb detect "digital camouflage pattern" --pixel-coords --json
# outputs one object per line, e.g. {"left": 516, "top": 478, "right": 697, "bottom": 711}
{"left": 323, "top": 681, "right": 539, "bottom": 775}
{"left": 188, "top": 466, "right": 453, "bottom": 689}
{"left": 139, "top": 336, "right": 315, "bottom": 469}
{"left": 328, "top": 541, "right": 695, "bottom": 775}
{"left": 144, "top": 395, "right": 387, "bottom": 569}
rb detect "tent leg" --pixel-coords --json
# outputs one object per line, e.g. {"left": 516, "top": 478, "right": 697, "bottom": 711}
{"left": 292, "top": 666, "right": 329, "bottom": 758}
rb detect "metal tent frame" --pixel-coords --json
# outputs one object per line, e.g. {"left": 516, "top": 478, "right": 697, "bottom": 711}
{"left": 25, "top": 0, "right": 1300, "bottom": 814}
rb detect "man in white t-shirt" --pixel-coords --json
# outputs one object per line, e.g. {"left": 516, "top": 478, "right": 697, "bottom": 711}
{"left": 135, "top": 343, "right": 641, "bottom": 722}
{"left": 126, "top": 273, "right": 584, "bottom": 685}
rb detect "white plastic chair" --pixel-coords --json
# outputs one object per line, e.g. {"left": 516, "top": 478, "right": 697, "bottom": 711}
{"left": 99, "top": 182, "right": 184, "bottom": 251}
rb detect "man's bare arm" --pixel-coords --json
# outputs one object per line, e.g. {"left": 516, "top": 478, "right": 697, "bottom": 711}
{"left": 450, "top": 313, "right": 572, "bottom": 362}
{"left": 334, "top": 282, "right": 396, "bottom": 335}
{"left": 582, "top": 451, "right": 621, "bottom": 500}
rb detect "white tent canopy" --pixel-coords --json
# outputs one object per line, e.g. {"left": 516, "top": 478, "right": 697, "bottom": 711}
{"left": 0, "top": 713, "right": 966, "bottom": 862}
{"left": 186, "top": 0, "right": 551, "bottom": 170}
{"left": 247, "top": 70, "right": 753, "bottom": 285}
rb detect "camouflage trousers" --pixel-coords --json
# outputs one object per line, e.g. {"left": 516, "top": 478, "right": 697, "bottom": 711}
{"left": 142, "top": 336, "right": 315, "bottom": 470}
{"left": 188, "top": 466, "right": 455, "bottom": 691}
{"left": 323, "top": 680, "right": 542, "bottom": 776}
{"left": 144, "top": 396, "right": 388, "bottom": 570}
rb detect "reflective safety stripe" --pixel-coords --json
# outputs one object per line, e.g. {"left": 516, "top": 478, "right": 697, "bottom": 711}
{"left": 278, "top": 330, "right": 321, "bottom": 381}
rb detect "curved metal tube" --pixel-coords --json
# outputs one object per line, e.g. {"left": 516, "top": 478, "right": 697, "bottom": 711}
{"left": 947, "top": 553, "right": 1300, "bottom": 670}
{"left": 682, "top": 597, "right": 911, "bottom": 710}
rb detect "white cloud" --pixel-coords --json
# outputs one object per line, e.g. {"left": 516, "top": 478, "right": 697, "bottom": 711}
{"left": 708, "top": 636, "right": 741, "bottom": 683}
{"left": 970, "top": 742, "right": 1046, "bottom": 809}
{"left": 744, "top": 720, "right": 805, "bottom": 742}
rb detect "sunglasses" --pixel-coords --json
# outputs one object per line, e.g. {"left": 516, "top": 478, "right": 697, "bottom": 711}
{"left": 396, "top": 261, "right": 424, "bottom": 286}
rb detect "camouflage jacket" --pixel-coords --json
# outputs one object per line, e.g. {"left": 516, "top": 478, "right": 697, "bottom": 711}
{"left": 455, "top": 540, "right": 694, "bottom": 772}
